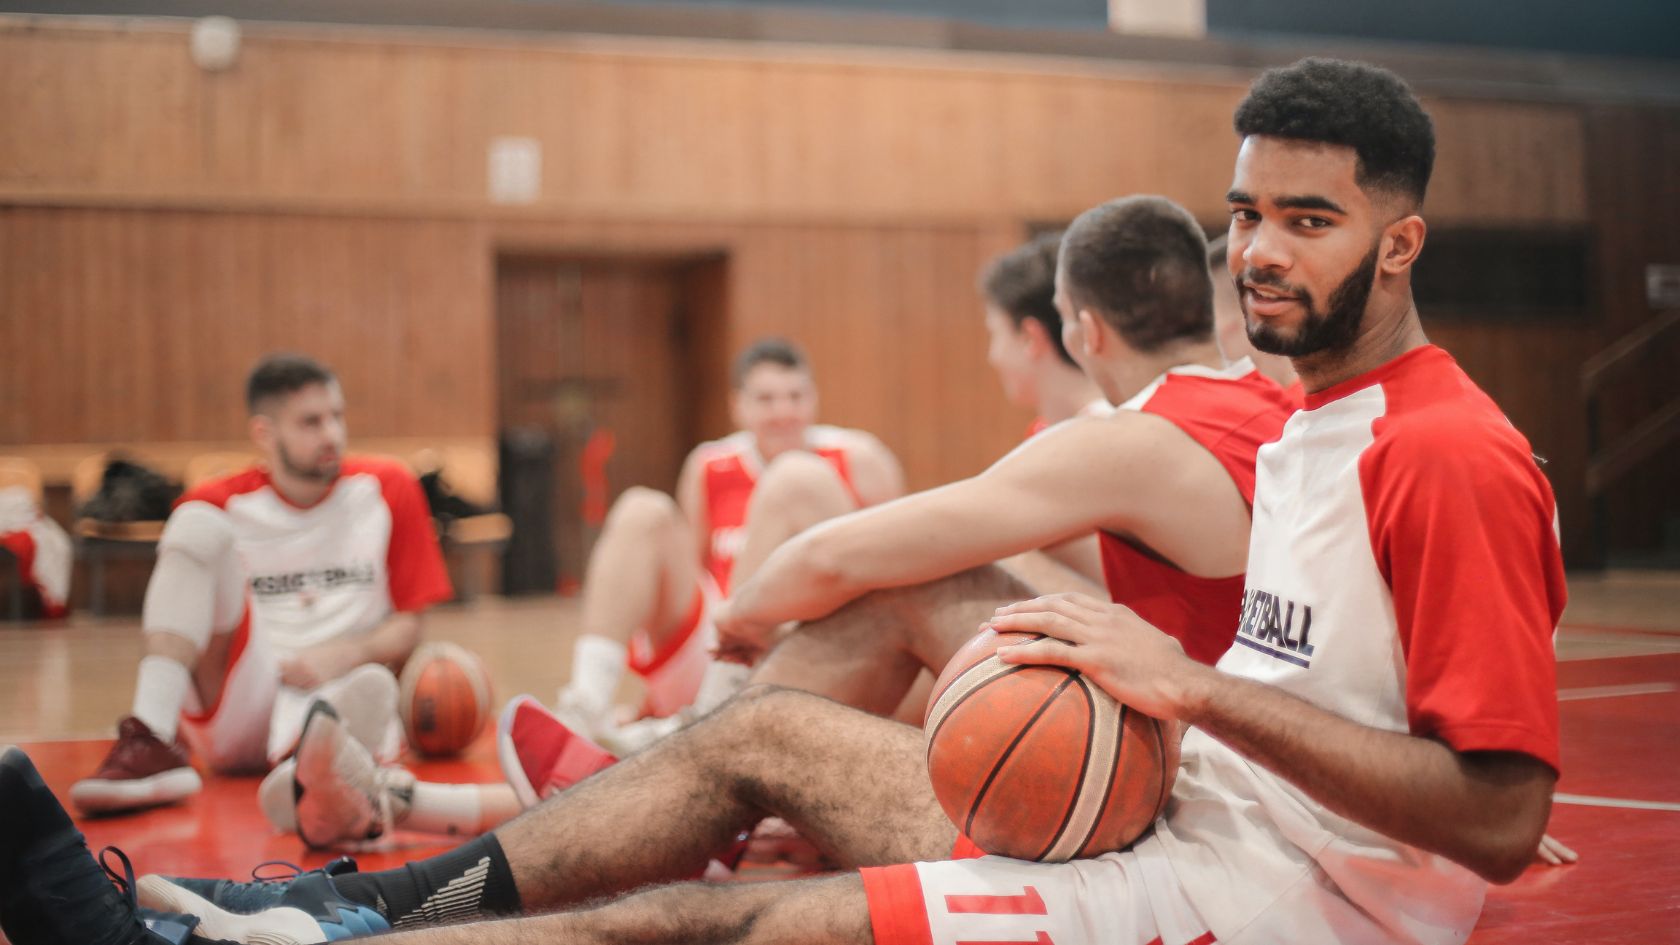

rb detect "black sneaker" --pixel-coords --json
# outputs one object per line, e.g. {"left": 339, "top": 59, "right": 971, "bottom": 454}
{"left": 138, "top": 860, "right": 389, "bottom": 942}
{"left": 145, "top": 857, "right": 360, "bottom": 915}
{"left": 0, "top": 746, "right": 232, "bottom": 945}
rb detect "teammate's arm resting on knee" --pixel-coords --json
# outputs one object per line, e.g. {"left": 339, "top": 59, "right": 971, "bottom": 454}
{"left": 716, "top": 415, "right": 1159, "bottom": 657}
{"left": 278, "top": 611, "right": 423, "bottom": 690}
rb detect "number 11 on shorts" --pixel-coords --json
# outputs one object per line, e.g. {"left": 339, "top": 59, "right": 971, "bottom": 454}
{"left": 946, "top": 885, "right": 1055, "bottom": 945}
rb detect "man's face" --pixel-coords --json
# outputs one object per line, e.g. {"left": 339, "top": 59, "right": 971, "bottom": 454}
{"left": 984, "top": 306, "right": 1037, "bottom": 407}
{"left": 1226, "top": 136, "right": 1384, "bottom": 358}
{"left": 731, "top": 363, "right": 817, "bottom": 453}
{"left": 260, "top": 381, "right": 346, "bottom": 482}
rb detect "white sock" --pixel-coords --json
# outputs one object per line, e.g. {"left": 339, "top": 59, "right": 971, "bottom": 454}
{"left": 400, "top": 782, "right": 491, "bottom": 838}
{"left": 567, "top": 635, "right": 628, "bottom": 711}
{"left": 131, "top": 655, "right": 191, "bottom": 741}
{"left": 692, "top": 660, "right": 751, "bottom": 715}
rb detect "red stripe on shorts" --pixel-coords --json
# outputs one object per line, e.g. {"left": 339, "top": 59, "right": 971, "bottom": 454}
{"left": 861, "top": 865, "right": 936, "bottom": 945}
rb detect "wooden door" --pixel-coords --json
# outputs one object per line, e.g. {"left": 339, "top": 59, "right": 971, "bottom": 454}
{"left": 496, "top": 255, "right": 711, "bottom": 589}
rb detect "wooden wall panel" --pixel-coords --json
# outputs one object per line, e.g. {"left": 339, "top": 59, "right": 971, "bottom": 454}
{"left": 1583, "top": 105, "right": 1680, "bottom": 559}
{"left": 0, "top": 207, "right": 492, "bottom": 445}
{"left": 0, "top": 21, "right": 1593, "bottom": 227}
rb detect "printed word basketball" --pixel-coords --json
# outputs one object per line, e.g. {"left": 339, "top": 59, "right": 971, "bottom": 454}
{"left": 924, "top": 628, "right": 1179, "bottom": 862}
{"left": 399, "top": 642, "right": 493, "bottom": 757}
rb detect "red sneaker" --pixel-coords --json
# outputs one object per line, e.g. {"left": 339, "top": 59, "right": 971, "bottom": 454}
{"left": 68, "top": 716, "right": 201, "bottom": 815}
{"left": 496, "top": 695, "right": 617, "bottom": 809}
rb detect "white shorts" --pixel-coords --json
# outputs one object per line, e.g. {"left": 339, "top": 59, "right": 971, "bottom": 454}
{"left": 862, "top": 833, "right": 1213, "bottom": 945}
{"left": 626, "top": 576, "right": 720, "bottom": 718}
{"left": 179, "top": 613, "right": 403, "bottom": 773}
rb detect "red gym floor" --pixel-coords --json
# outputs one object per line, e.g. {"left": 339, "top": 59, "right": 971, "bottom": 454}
{"left": 3, "top": 596, "right": 1678, "bottom": 943}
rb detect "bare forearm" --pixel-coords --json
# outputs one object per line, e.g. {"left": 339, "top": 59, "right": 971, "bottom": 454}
{"left": 345, "top": 611, "right": 423, "bottom": 671}
{"left": 1180, "top": 669, "right": 1553, "bottom": 882}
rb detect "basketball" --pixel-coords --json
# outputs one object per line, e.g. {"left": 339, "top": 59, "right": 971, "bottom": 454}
{"left": 923, "top": 628, "right": 1179, "bottom": 862}
{"left": 399, "top": 641, "right": 493, "bottom": 757}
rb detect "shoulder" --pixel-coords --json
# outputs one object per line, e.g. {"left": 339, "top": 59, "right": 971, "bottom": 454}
{"left": 176, "top": 467, "right": 268, "bottom": 511}
{"left": 687, "top": 432, "right": 752, "bottom": 467}
{"left": 1362, "top": 372, "right": 1551, "bottom": 517}
{"left": 812, "top": 425, "right": 894, "bottom": 461}
{"left": 340, "top": 455, "right": 422, "bottom": 491}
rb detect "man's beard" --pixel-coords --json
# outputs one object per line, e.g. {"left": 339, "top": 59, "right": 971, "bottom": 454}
{"left": 277, "top": 439, "right": 340, "bottom": 482}
{"left": 1242, "top": 243, "right": 1380, "bottom": 358}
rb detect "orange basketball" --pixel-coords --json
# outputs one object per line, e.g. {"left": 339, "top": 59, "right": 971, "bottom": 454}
{"left": 923, "top": 628, "right": 1179, "bottom": 862}
{"left": 399, "top": 641, "right": 493, "bottom": 757}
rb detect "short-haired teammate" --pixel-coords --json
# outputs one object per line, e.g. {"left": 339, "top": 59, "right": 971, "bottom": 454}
{"left": 68, "top": 355, "right": 467, "bottom": 826}
{"left": 981, "top": 231, "right": 1109, "bottom": 437}
{"left": 4, "top": 58, "right": 1566, "bottom": 945}
{"left": 508, "top": 338, "right": 902, "bottom": 754}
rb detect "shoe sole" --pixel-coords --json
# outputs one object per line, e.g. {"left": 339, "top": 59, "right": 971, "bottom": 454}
{"left": 320, "top": 664, "right": 400, "bottom": 759}
{"left": 68, "top": 767, "right": 202, "bottom": 815}
{"left": 496, "top": 695, "right": 542, "bottom": 810}
{"left": 137, "top": 875, "right": 326, "bottom": 945}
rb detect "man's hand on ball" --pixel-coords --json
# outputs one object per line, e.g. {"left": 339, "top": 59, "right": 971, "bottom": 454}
{"left": 989, "top": 592, "right": 1210, "bottom": 720}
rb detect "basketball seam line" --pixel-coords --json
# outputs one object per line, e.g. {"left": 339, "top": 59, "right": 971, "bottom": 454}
{"left": 1036, "top": 675, "right": 1096, "bottom": 861}
{"left": 964, "top": 671, "right": 1076, "bottom": 841}
{"left": 1073, "top": 698, "right": 1125, "bottom": 859}
{"left": 926, "top": 661, "right": 1029, "bottom": 748}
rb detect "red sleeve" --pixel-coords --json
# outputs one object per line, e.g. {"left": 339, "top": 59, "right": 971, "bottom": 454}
{"left": 1361, "top": 413, "right": 1565, "bottom": 772}
{"left": 376, "top": 463, "right": 454, "bottom": 612}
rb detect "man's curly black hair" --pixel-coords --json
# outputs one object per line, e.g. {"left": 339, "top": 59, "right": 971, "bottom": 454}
{"left": 1233, "top": 58, "right": 1435, "bottom": 205}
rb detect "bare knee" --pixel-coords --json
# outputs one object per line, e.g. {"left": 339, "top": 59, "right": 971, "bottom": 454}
{"left": 602, "top": 486, "right": 682, "bottom": 537}
{"left": 753, "top": 452, "right": 851, "bottom": 514}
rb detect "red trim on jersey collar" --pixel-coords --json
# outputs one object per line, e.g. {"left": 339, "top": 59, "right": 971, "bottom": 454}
{"left": 1301, "top": 344, "right": 1452, "bottom": 411}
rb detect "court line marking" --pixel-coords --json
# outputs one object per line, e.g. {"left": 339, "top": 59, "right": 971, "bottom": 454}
{"left": 1555, "top": 793, "right": 1680, "bottom": 812}
{"left": 1557, "top": 682, "right": 1680, "bottom": 701}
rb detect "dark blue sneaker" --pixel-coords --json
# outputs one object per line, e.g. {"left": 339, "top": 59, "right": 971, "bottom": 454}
{"left": 138, "top": 863, "right": 389, "bottom": 943}
{"left": 149, "top": 858, "right": 360, "bottom": 915}
{"left": 0, "top": 746, "right": 233, "bottom": 945}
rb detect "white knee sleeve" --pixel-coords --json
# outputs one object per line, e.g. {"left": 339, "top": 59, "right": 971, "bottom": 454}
{"left": 143, "top": 503, "right": 240, "bottom": 651}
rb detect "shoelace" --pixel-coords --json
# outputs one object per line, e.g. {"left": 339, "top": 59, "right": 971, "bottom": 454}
{"left": 98, "top": 846, "right": 142, "bottom": 909}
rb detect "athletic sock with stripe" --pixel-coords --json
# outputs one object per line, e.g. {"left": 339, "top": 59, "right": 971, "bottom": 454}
{"left": 334, "top": 834, "right": 521, "bottom": 929}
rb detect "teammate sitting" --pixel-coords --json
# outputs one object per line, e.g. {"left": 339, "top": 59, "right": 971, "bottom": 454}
{"left": 66, "top": 355, "right": 516, "bottom": 839}
{"left": 524, "top": 336, "right": 902, "bottom": 752}
{"left": 706, "top": 201, "right": 1293, "bottom": 732}
{"left": 982, "top": 231, "right": 1108, "bottom": 438}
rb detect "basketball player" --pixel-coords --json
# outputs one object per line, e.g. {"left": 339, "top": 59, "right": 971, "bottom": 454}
{"left": 5, "top": 59, "right": 1564, "bottom": 945}
{"left": 983, "top": 231, "right": 1109, "bottom": 437}
{"left": 541, "top": 337, "right": 902, "bottom": 745}
{"left": 66, "top": 355, "right": 520, "bottom": 839}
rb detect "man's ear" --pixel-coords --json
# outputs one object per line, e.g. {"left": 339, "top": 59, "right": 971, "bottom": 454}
{"left": 1018, "top": 317, "right": 1054, "bottom": 358}
{"left": 249, "top": 413, "right": 273, "bottom": 453}
{"left": 1380, "top": 214, "right": 1427, "bottom": 276}
{"left": 1077, "top": 308, "right": 1107, "bottom": 357}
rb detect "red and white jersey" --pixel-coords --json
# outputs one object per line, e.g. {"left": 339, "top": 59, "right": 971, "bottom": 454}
{"left": 1100, "top": 360, "right": 1295, "bottom": 666}
{"left": 1155, "top": 346, "right": 1565, "bottom": 943}
{"left": 697, "top": 425, "right": 862, "bottom": 594}
{"left": 0, "top": 488, "right": 71, "bottom": 618}
{"left": 176, "top": 456, "right": 453, "bottom": 656}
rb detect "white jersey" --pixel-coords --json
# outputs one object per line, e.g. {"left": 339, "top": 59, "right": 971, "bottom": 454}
{"left": 1153, "top": 346, "right": 1565, "bottom": 944}
{"left": 165, "top": 456, "right": 452, "bottom": 656}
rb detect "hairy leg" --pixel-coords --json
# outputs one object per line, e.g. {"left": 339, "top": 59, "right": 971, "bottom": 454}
{"left": 750, "top": 564, "right": 1041, "bottom": 716}
{"left": 496, "top": 685, "right": 955, "bottom": 910}
{"left": 371, "top": 873, "right": 870, "bottom": 945}
{"left": 580, "top": 487, "right": 703, "bottom": 651}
